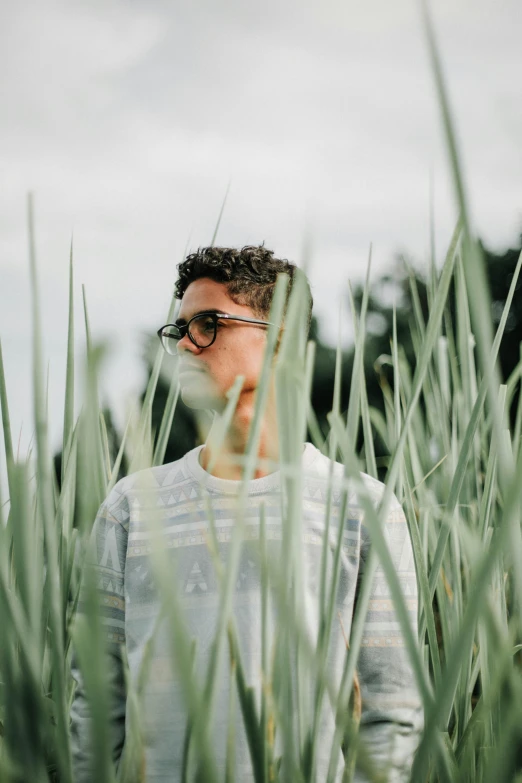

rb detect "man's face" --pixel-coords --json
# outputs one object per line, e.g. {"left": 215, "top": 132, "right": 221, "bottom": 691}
{"left": 176, "top": 277, "right": 269, "bottom": 411}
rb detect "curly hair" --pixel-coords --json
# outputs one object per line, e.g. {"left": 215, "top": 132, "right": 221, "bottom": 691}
{"left": 175, "top": 245, "right": 313, "bottom": 330}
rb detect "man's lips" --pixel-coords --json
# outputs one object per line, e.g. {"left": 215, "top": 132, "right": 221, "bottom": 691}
{"left": 178, "top": 363, "right": 205, "bottom": 376}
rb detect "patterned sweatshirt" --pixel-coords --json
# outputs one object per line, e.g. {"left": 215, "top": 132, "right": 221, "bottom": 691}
{"left": 70, "top": 443, "right": 423, "bottom": 782}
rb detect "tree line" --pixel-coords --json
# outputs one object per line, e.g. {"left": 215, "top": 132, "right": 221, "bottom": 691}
{"left": 54, "top": 236, "right": 522, "bottom": 480}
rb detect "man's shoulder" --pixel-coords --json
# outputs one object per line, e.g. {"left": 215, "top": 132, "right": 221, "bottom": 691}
{"left": 103, "top": 449, "right": 198, "bottom": 514}
{"left": 304, "top": 443, "right": 388, "bottom": 504}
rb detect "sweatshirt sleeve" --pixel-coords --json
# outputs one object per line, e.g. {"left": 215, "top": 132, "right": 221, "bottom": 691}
{"left": 70, "top": 495, "right": 129, "bottom": 781}
{"left": 353, "top": 490, "right": 424, "bottom": 783}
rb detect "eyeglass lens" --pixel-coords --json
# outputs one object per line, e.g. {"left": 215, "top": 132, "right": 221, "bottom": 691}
{"left": 160, "top": 315, "right": 216, "bottom": 354}
{"left": 187, "top": 314, "right": 216, "bottom": 347}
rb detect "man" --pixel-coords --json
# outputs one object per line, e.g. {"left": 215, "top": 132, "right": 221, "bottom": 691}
{"left": 71, "top": 245, "right": 422, "bottom": 781}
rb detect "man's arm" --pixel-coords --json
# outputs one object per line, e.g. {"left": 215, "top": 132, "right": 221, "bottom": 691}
{"left": 354, "top": 491, "right": 424, "bottom": 783}
{"left": 70, "top": 499, "right": 129, "bottom": 780}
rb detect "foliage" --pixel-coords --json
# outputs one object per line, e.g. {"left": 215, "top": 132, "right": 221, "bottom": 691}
{"left": 352, "top": 238, "right": 522, "bottom": 428}
{"left": 145, "top": 241, "right": 522, "bottom": 477}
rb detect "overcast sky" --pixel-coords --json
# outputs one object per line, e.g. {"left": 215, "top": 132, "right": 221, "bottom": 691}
{"left": 1, "top": 0, "right": 521, "bottom": 464}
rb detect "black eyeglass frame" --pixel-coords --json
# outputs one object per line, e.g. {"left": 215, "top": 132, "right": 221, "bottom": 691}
{"left": 157, "top": 311, "right": 274, "bottom": 352}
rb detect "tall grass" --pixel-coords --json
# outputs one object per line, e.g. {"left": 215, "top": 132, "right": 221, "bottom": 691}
{"left": 2, "top": 9, "right": 522, "bottom": 782}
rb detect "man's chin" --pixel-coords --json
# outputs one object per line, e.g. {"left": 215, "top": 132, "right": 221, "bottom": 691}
{"left": 180, "top": 388, "right": 213, "bottom": 410}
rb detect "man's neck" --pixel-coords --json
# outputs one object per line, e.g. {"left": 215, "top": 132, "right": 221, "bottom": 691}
{"left": 199, "top": 399, "right": 279, "bottom": 481}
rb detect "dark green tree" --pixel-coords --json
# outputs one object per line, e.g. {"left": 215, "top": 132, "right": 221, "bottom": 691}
{"left": 144, "top": 237, "right": 522, "bottom": 466}
{"left": 350, "top": 238, "right": 522, "bottom": 427}
{"left": 55, "top": 238, "right": 521, "bottom": 473}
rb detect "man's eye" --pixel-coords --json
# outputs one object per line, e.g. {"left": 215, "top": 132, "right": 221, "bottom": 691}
{"left": 202, "top": 319, "right": 215, "bottom": 332}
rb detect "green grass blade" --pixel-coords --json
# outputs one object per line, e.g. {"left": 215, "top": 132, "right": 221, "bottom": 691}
{"left": 383, "top": 215, "right": 462, "bottom": 502}
{"left": 131, "top": 288, "right": 180, "bottom": 473}
{"left": 426, "top": 247, "right": 522, "bottom": 601}
{"left": 27, "top": 194, "right": 72, "bottom": 782}
{"left": 99, "top": 411, "right": 112, "bottom": 482}
{"left": 62, "top": 239, "right": 75, "bottom": 482}
{"left": 329, "top": 411, "right": 432, "bottom": 707}
{"left": 225, "top": 657, "right": 237, "bottom": 783}
{"left": 412, "top": 454, "right": 522, "bottom": 778}
{"left": 345, "top": 246, "right": 372, "bottom": 446}
{"left": 210, "top": 181, "right": 230, "bottom": 247}
{"left": 0, "top": 338, "right": 15, "bottom": 496}
{"left": 106, "top": 409, "right": 133, "bottom": 494}
{"left": 152, "top": 374, "right": 180, "bottom": 467}
{"left": 404, "top": 475, "right": 441, "bottom": 685}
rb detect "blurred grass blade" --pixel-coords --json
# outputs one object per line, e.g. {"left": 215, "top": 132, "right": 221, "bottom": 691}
{"left": 412, "top": 453, "right": 522, "bottom": 778}
{"left": 0, "top": 338, "right": 15, "bottom": 496}
{"left": 345, "top": 246, "right": 372, "bottom": 446}
{"left": 62, "top": 239, "right": 75, "bottom": 481}
{"left": 329, "top": 411, "right": 432, "bottom": 708}
{"left": 107, "top": 409, "right": 133, "bottom": 493}
{"left": 210, "top": 181, "right": 230, "bottom": 247}
{"left": 384, "top": 215, "right": 462, "bottom": 500}
{"left": 426, "top": 245, "right": 522, "bottom": 602}
{"left": 152, "top": 374, "right": 180, "bottom": 467}
{"left": 27, "top": 194, "right": 72, "bottom": 783}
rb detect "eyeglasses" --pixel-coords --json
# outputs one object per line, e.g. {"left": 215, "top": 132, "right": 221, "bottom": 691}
{"left": 157, "top": 311, "right": 273, "bottom": 354}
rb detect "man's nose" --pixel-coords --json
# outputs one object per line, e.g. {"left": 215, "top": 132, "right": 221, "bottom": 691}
{"left": 177, "top": 334, "right": 202, "bottom": 355}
